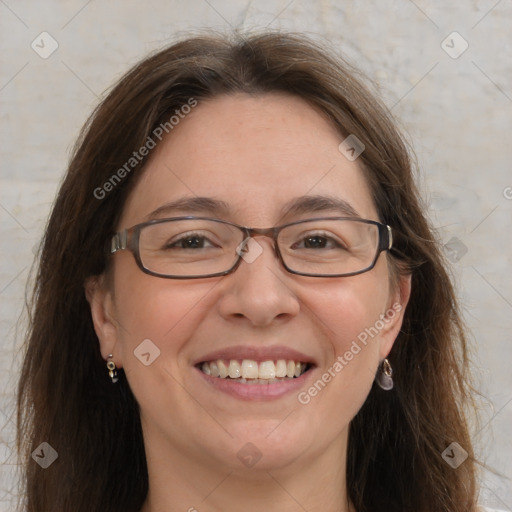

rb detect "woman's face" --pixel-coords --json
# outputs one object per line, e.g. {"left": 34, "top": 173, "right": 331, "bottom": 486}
{"left": 89, "top": 93, "right": 409, "bottom": 474}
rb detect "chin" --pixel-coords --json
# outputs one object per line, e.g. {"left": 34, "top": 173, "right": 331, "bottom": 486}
{"left": 209, "top": 418, "right": 316, "bottom": 472}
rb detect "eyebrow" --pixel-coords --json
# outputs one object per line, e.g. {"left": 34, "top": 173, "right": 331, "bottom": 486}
{"left": 279, "top": 195, "right": 361, "bottom": 219}
{"left": 146, "top": 196, "right": 231, "bottom": 220}
{"left": 146, "top": 194, "right": 360, "bottom": 222}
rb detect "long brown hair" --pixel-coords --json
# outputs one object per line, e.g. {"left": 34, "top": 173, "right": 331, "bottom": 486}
{"left": 17, "top": 31, "right": 478, "bottom": 512}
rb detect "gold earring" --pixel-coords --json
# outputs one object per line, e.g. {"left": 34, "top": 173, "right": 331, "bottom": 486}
{"left": 106, "top": 354, "right": 118, "bottom": 383}
{"left": 375, "top": 358, "right": 393, "bottom": 390}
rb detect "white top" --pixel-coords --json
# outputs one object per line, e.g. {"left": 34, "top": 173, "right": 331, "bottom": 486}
{"left": 479, "top": 507, "right": 507, "bottom": 512}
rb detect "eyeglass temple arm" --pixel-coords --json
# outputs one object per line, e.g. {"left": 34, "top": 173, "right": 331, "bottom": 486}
{"left": 384, "top": 225, "right": 393, "bottom": 251}
{"left": 111, "top": 230, "right": 128, "bottom": 254}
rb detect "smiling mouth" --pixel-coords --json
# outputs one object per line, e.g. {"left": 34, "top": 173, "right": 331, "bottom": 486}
{"left": 197, "top": 359, "right": 312, "bottom": 384}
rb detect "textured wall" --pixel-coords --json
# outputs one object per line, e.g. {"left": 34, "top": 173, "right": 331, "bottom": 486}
{"left": 1, "top": 1, "right": 511, "bottom": 510}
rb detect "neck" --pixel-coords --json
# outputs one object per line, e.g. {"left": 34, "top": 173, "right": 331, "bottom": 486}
{"left": 140, "top": 426, "right": 353, "bottom": 512}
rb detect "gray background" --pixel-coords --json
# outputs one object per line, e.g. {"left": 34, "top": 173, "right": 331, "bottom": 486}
{"left": 1, "top": 0, "right": 511, "bottom": 510}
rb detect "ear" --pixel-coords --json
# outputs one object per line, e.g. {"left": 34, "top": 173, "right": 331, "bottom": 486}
{"left": 85, "top": 275, "right": 122, "bottom": 367}
{"left": 378, "top": 273, "right": 412, "bottom": 359}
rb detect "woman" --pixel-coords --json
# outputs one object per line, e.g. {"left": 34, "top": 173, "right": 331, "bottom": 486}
{"left": 17, "top": 31, "right": 486, "bottom": 511}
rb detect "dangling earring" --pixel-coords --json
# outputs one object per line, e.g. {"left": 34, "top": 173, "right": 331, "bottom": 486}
{"left": 376, "top": 358, "right": 393, "bottom": 390}
{"left": 106, "top": 354, "right": 118, "bottom": 383}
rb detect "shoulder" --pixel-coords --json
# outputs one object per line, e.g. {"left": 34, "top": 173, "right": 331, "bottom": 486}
{"left": 478, "top": 507, "right": 508, "bottom": 512}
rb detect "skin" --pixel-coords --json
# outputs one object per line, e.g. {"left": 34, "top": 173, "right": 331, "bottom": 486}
{"left": 87, "top": 93, "right": 411, "bottom": 512}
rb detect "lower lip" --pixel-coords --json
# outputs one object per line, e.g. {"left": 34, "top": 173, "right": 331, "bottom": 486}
{"left": 195, "top": 367, "right": 314, "bottom": 400}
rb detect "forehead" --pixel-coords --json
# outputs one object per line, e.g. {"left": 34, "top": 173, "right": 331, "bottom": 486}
{"left": 119, "top": 93, "right": 378, "bottom": 228}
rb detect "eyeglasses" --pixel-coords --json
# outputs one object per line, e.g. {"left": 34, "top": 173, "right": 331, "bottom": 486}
{"left": 110, "top": 216, "right": 393, "bottom": 279}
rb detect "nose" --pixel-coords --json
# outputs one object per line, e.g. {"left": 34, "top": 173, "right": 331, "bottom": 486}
{"left": 216, "top": 237, "right": 300, "bottom": 326}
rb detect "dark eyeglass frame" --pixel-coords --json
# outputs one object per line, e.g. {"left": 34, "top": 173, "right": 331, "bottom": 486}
{"left": 110, "top": 216, "right": 393, "bottom": 279}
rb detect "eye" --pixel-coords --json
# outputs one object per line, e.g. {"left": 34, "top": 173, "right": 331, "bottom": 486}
{"left": 292, "top": 232, "right": 346, "bottom": 250}
{"left": 165, "top": 232, "right": 217, "bottom": 250}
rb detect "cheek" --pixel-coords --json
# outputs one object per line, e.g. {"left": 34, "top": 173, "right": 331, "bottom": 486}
{"left": 299, "top": 270, "right": 390, "bottom": 411}
{"left": 111, "top": 270, "right": 221, "bottom": 433}
{"left": 111, "top": 258, "right": 215, "bottom": 369}
{"left": 310, "top": 269, "right": 390, "bottom": 354}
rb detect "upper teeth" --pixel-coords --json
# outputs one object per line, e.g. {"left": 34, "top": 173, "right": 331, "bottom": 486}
{"left": 200, "top": 359, "right": 307, "bottom": 379}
